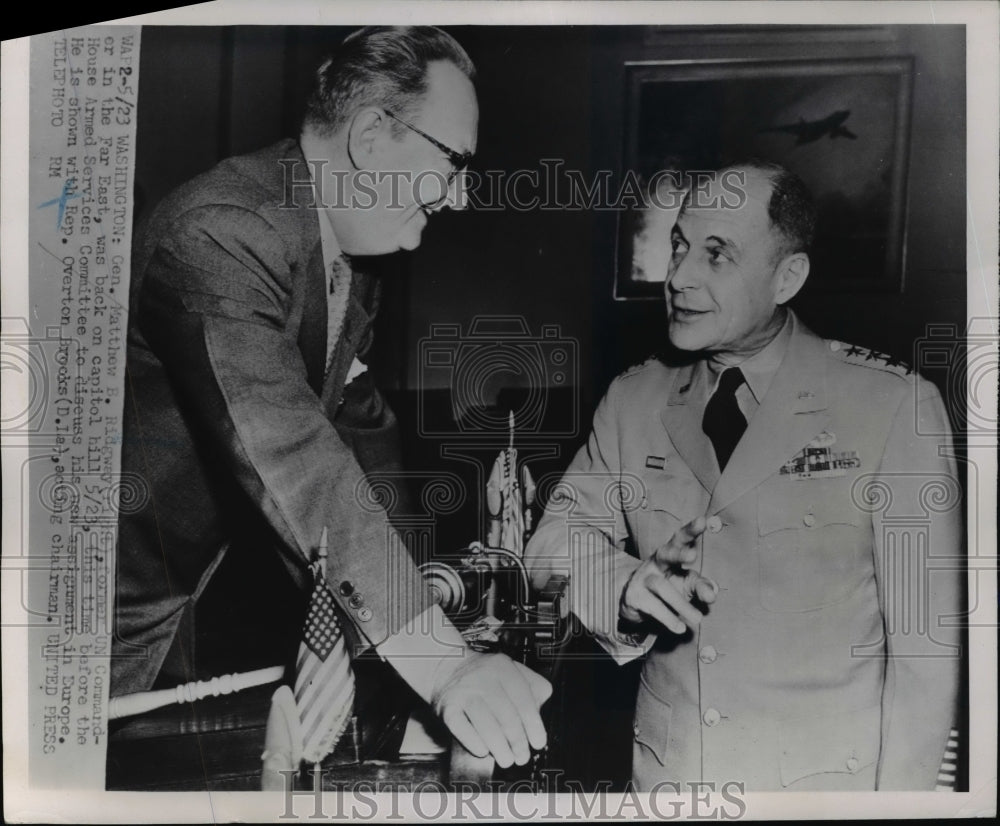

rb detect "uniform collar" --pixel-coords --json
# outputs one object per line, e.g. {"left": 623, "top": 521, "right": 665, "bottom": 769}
{"left": 660, "top": 310, "right": 829, "bottom": 500}
{"left": 706, "top": 310, "right": 793, "bottom": 404}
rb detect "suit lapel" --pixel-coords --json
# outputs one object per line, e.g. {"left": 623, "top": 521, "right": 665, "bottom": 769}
{"left": 660, "top": 361, "right": 720, "bottom": 493}
{"left": 320, "top": 270, "right": 375, "bottom": 419}
{"left": 299, "top": 237, "right": 328, "bottom": 393}
{"left": 275, "top": 141, "right": 328, "bottom": 395}
{"left": 709, "top": 320, "right": 831, "bottom": 513}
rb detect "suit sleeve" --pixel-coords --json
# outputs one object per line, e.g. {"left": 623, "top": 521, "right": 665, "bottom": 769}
{"left": 136, "top": 204, "right": 431, "bottom": 649}
{"left": 872, "top": 377, "right": 963, "bottom": 789}
{"left": 524, "top": 378, "right": 653, "bottom": 663}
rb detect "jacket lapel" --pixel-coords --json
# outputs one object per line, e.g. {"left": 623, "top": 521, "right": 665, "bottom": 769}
{"left": 708, "top": 319, "right": 831, "bottom": 513}
{"left": 320, "top": 270, "right": 376, "bottom": 420}
{"left": 276, "top": 140, "right": 327, "bottom": 395}
{"left": 660, "top": 361, "right": 720, "bottom": 494}
{"left": 299, "top": 237, "right": 328, "bottom": 394}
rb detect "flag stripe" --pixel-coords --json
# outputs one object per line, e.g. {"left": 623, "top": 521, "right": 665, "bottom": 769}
{"left": 294, "top": 652, "right": 328, "bottom": 703}
{"left": 302, "top": 678, "right": 355, "bottom": 759}
{"left": 298, "top": 653, "right": 352, "bottom": 734}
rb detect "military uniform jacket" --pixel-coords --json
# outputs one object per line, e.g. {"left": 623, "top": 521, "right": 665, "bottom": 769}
{"left": 113, "top": 139, "right": 432, "bottom": 695}
{"left": 525, "top": 313, "right": 962, "bottom": 790}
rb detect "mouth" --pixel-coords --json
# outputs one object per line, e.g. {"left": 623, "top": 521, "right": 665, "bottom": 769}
{"left": 671, "top": 304, "right": 710, "bottom": 322}
{"left": 398, "top": 209, "right": 429, "bottom": 251}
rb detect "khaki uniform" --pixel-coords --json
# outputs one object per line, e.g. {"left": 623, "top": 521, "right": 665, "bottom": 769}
{"left": 525, "top": 313, "right": 962, "bottom": 790}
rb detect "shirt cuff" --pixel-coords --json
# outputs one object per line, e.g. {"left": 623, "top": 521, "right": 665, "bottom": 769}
{"left": 375, "top": 603, "right": 469, "bottom": 705}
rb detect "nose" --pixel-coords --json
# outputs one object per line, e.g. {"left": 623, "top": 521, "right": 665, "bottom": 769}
{"left": 421, "top": 172, "right": 465, "bottom": 214}
{"left": 444, "top": 171, "right": 467, "bottom": 211}
{"left": 666, "top": 251, "right": 699, "bottom": 295}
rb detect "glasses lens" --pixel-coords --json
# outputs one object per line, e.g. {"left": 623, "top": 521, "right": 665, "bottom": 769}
{"left": 415, "top": 170, "right": 451, "bottom": 209}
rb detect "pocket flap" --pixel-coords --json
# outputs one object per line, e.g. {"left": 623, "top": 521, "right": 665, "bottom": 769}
{"left": 778, "top": 704, "right": 880, "bottom": 787}
{"left": 641, "top": 471, "right": 700, "bottom": 516}
{"left": 758, "top": 481, "right": 863, "bottom": 535}
{"left": 633, "top": 675, "right": 673, "bottom": 766}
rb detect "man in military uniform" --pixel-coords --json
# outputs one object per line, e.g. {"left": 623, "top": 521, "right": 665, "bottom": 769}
{"left": 525, "top": 161, "right": 962, "bottom": 790}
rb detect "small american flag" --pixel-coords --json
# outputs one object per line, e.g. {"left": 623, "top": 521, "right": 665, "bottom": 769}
{"left": 294, "top": 526, "right": 355, "bottom": 766}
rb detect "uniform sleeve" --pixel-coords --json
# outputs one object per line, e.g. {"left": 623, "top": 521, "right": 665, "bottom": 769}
{"left": 524, "top": 378, "right": 653, "bottom": 663}
{"left": 872, "top": 378, "right": 963, "bottom": 789}
{"left": 136, "top": 205, "right": 431, "bottom": 649}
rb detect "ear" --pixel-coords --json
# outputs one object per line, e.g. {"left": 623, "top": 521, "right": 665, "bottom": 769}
{"left": 773, "top": 252, "right": 810, "bottom": 305}
{"left": 345, "top": 107, "right": 390, "bottom": 171}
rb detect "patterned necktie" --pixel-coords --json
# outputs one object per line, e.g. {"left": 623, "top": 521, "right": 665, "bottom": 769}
{"left": 325, "top": 253, "right": 352, "bottom": 374}
{"left": 294, "top": 527, "right": 355, "bottom": 766}
{"left": 702, "top": 366, "right": 747, "bottom": 471}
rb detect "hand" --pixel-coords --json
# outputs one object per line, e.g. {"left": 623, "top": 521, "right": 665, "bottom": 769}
{"left": 431, "top": 651, "right": 551, "bottom": 768}
{"left": 620, "top": 516, "right": 719, "bottom": 634}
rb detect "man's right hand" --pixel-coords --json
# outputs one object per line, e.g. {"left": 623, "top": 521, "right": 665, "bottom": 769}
{"left": 620, "top": 516, "right": 719, "bottom": 634}
{"left": 431, "top": 651, "right": 551, "bottom": 768}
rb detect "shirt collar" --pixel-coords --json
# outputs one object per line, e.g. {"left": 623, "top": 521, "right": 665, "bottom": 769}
{"left": 706, "top": 311, "right": 794, "bottom": 404}
{"left": 298, "top": 133, "right": 343, "bottom": 267}
{"left": 316, "top": 198, "right": 342, "bottom": 269}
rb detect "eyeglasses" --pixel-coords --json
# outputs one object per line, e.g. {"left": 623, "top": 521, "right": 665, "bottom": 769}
{"left": 384, "top": 109, "right": 473, "bottom": 184}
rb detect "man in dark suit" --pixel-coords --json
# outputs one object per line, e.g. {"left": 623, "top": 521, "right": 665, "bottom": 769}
{"left": 525, "top": 162, "right": 962, "bottom": 789}
{"left": 114, "top": 26, "right": 548, "bottom": 770}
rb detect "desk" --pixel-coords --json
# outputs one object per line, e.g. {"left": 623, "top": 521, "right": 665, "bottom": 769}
{"left": 107, "top": 679, "right": 454, "bottom": 791}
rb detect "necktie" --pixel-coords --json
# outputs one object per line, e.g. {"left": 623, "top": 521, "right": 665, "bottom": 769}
{"left": 325, "top": 253, "right": 352, "bottom": 374}
{"left": 703, "top": 366, "right": 747, "bottom": 471}
{"left": 294, "top": 527, "right": 355, "bottom": 767}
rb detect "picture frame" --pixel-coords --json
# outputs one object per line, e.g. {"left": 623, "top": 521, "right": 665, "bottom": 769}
{"left": 615, "top": 57, "right": 914, "bottom": 299}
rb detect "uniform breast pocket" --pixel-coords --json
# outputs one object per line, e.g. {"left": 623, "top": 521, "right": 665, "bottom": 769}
{"left": 757, "top": 480, "right": 869, "bottom": 613}
{"left": 633, "top": 471, "right": 702, "bottom": 556}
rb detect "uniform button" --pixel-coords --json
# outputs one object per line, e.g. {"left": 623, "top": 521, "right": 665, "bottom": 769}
{"left": 633, "top": 723, "right": 641, "bottom": 738}
{"left": 803, "top": 513, "right": 817, "bottom": 527}
{"left": 829, "top": 341, "right": 842, "bottom": 352}
{"left": 357, "top": 607, "right": 373, "bottom": 622}
{"left": 702, "top": 708, "right": 721, "bottom": 727}
{"left": 707, "top": 515, "right": 723, "bottom": 533}
{"left": 699, "top": 645, "right": 718, "bottom": 664}
{"left": 349, "top": 594, "right": 364, "bottom": 609}
{"left": 846, "top": 757, "right": 860, "bottom": 773}
{"left": 339, "top": 581, "right": 355, "bottom": 596}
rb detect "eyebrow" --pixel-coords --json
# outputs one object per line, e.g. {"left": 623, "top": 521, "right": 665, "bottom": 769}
{"left": 705, "top": 234, "right": 741, "bottom": 256}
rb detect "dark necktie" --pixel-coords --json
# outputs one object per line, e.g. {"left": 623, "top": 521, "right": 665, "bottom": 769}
{"left": 703, "top": 366, "right": 747, "bottom": 471}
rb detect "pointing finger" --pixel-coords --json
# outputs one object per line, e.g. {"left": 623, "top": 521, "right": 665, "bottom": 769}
{"left": 654, "top": 516, "right": 706, "bottom": 568}
{"left": 647, "top": 572, "right": 705, "bottom": 629}
{"left": 635, "top": 585, "right": 687, "bottom": 634}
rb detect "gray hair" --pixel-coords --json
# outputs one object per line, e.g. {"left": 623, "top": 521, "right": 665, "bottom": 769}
{"left": 303, "top": 26, "right": 476, "bottom": 138}
{"left": 724, "top": 159, "right": 817, "bottom": 260}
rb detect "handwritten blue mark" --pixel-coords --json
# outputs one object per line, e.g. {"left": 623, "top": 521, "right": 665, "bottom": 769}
{"left": 37, "top": 179, "right": 81, "bottom": 229}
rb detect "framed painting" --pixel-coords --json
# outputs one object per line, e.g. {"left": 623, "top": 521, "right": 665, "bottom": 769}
{"left": 615, "top": 57, "right": 914, "bottom": 299}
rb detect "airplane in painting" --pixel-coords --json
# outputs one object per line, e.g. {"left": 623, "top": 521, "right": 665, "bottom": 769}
{"left": 759, "top": 110, "right": 858, "bottom": 145}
